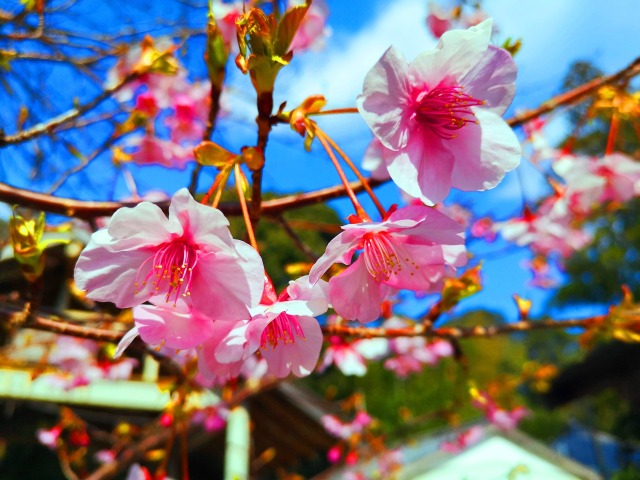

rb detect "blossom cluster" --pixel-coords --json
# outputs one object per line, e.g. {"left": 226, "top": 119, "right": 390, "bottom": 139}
{"left": 74, "top": 19, "right": 522, "bottom": 382}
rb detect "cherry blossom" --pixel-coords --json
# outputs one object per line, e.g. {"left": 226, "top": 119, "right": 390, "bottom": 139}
{"left": 553, "top": 153, "right": 640, "bottom": 215}
{"left": 36, "top": 425, "right": 63, "bottom": 450}
{"left": 357, "top": 19, "right": 520, "bottom": 205}
{"left": 37, "top": 336, "right": 136, "bottom": 390}
{"left": 321, "top": 411, "right": 373, "bottom": 440}
{"left": 494, "top": 206, "right": 592, "bottom": 258}
{"left": 441, "top": 425, "right": 484, "bottom": 453}
{"left": 319, "top": 332, "right": 389, "bottom": 377}
{"left": 472, "top": 390, "right": 529, "bottom": 431}
{"left": 310, "top": 205, "right": 466, "bottom": 323}
{"left": 74, "top": 188, "right": 264, "bottom": 321}
{"left": 239, "top": 276, "right": 329, "bottom": 378}
{"left": 383, "top": 317, "right": 453, "bottom": 377}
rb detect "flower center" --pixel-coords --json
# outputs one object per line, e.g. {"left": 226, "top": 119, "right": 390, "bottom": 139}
{"left": 135, "top": 240, "right": 198, "bottom": 305}
{"left": 260, "top": 312, "right": 305, "bottom": 349}
{"left": 415, "top": 85, "right": 483, "bottom": 139}
{"left": 362, "top": 232, "right": 401, "bottom": 282}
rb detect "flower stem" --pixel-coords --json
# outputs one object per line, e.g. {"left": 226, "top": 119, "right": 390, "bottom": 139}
{"left": 235, "top": 163, "right": 259, "bottom": 251}
{"left": 315, "top": 125, "right": 386, "bottom": 218}
{"left": 606, "top": 112, "right": 619, "bottom": 155}
{"left": 315, "top": 129, "right": 369, "bottom": 219}
{"left": 307, "top": 107, "right": 359, "bottom": 116}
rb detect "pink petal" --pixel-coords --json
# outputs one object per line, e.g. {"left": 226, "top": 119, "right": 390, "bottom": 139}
{"left": 388, "top": 131, "right": 455, "bottom": 205}
{"left": 329, "top": 256, "right": 391, "bottom": 323}
{"left": 460, "top": 45, "right": 517, "bottom": 115}
{"left": 189, "top": 241, "right": 264, "bottom": 321}
{"left": 357, "top": 46, "right": 414, "bottom": 150}
{"left": 411, "top": 19, "right": 493, "bottom": 85}
{"left": 449, "top": 108, "right": 521, "bottom": 191}
{"left": 133, "top": 303, "right": 215, "bottom": 350}
{"left": 74, "top": 233, "right": 158, "bottom": 308}
{"left": 168, "top": 188, "right": 234, "bottom": 249}
{"left": 107, "top": 201, "right": 178, "bottom": 248}
{"left": 114, "top": 327, "right": 139, "bottom": 358}
{"left": 309, "top": 229, "right": 363, "bottom": 284}
{"left": 260, "top": 315, "right": 323, "bottom": 378}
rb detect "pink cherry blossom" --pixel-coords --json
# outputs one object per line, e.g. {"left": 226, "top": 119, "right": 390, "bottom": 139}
{"left": 319, "top": 334, "right": 389, "bottom": 377}
{"left": 470, "top": 216, "right": 496, "bottom": 241}
{"left": 310, "top": 205, "right": 466, "bottom": 323}
{"left": 74, "top": 188, "right": 264, "bottom": 321}
{"left": 321, "top": 411, "right": 373, "bottom": 440}
{"left": 553, "top": 153, "right": 640, "bottom": 215}
{"left": 382, "top": 317, "right": 453, "bottom": 377}
{"left": 426, "top": 2, "right": 453, "bottom": 38}
{"left": 357, "top": 19, "right": 520, "bottom": 205}
{"left": 495, "top": 206, "right": 592, "bottom": 258}
{"left": 240, "top": 276, "right": 329, "bottom": 378}
{"left": 192, "top": 406, "right": 228, "bottom": 432}
{"left": 441, "top": 425, "right": 484, "bottom": 453}
{"left": 211, "top": 1, "right": 243, "bottom": 49}
{"left": 472, "top": 390, "right": 529, "bottom": 431}
{"left": 38, "top": 336, "right": 137, "bottom": 390}
{"left": 36, "top": 425, "right": 63, "bottom": 449}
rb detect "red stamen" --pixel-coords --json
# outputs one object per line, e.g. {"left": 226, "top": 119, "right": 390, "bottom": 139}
{"left": 415, "top": 85, "right": 483, "bottom": 139}
{"left": 134, "top": 240, "right": 198, "bottom": 305}
{"left": 260, "top": 312, "right": 305, "bottom": 349}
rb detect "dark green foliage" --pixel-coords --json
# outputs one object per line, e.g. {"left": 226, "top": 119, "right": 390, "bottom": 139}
{"left": 555, "top": 198, "right": 640, "bottom": 304}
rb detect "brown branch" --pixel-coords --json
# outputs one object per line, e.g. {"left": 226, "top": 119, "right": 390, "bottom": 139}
{"left": 0, "top": 177, "right": 385, "bottom": 220}
{"left": 322, "top": 315, "right": 606, "bottom": 340}
{"left": 0, "top": 68, "right": 143, "bottom": 147}
{"left": 507, "top": 56, "right": 640, "bottom": 128}
{"left": 0, "top": 305, "right": 186, "bottom": 380}
{"left": 250, "top": 91, "right": 275, "bottom": 226}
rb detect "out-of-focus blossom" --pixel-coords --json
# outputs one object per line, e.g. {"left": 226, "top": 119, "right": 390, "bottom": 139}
{"left": 94, "top": 449, "right": 116, "bottom": 464}
{"left": 319, "top": 334, "right": 389, "bottom": 377}
{"left": 494, "top": 206, "right": 592, "bottom": 258}
{"left": 470, "top": 217, "right": 496, "bottom": 242}
{"left": 435, "top": 203, "right": 472, "bottom": 227}
{"left": 192, "top": 406, "right": 228, "bottom": 432}
{"left": 310, "top": 205, "right": 466, "bottom": 323}
{"left": 361, "top": 138, "right": 392, "bottom": 181}
{"left": 426, "top": 2, "right": 492, "bottom": 39}
{"left": 553, "top": 153, "right": 640, "bottom": 215}
{"left": 36, "top": 425, "right": 62, "bottom": 450}
{"left": 211, "top": 1, "right": 243, "bottom": 49}
{"left": 426, "top": 2, "right": 454, "bottom": 38}
{"left": 38, "top": 336, "right": 137, "bottom": 390}
{"left": 441, "top": 425, "right": 484, "bottom": 453}
{"left": 321, "top": 411, "right": 373, "bottom": 440}
{"left": 357, "top": 19, "right": 520, "bottom": 205}
{"left": 383, "top": 317, "right": 453, "bottom": 377}
{"left": 471, "top": 390, "right": 529, "bottom": 431}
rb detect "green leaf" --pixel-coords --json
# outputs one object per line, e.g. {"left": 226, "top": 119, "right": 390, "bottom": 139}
{"left": 274, "top": 3, "right": 310, "bottom": 56}
{"left": 194, "top": 141, "right": 238, "bottom": 168}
